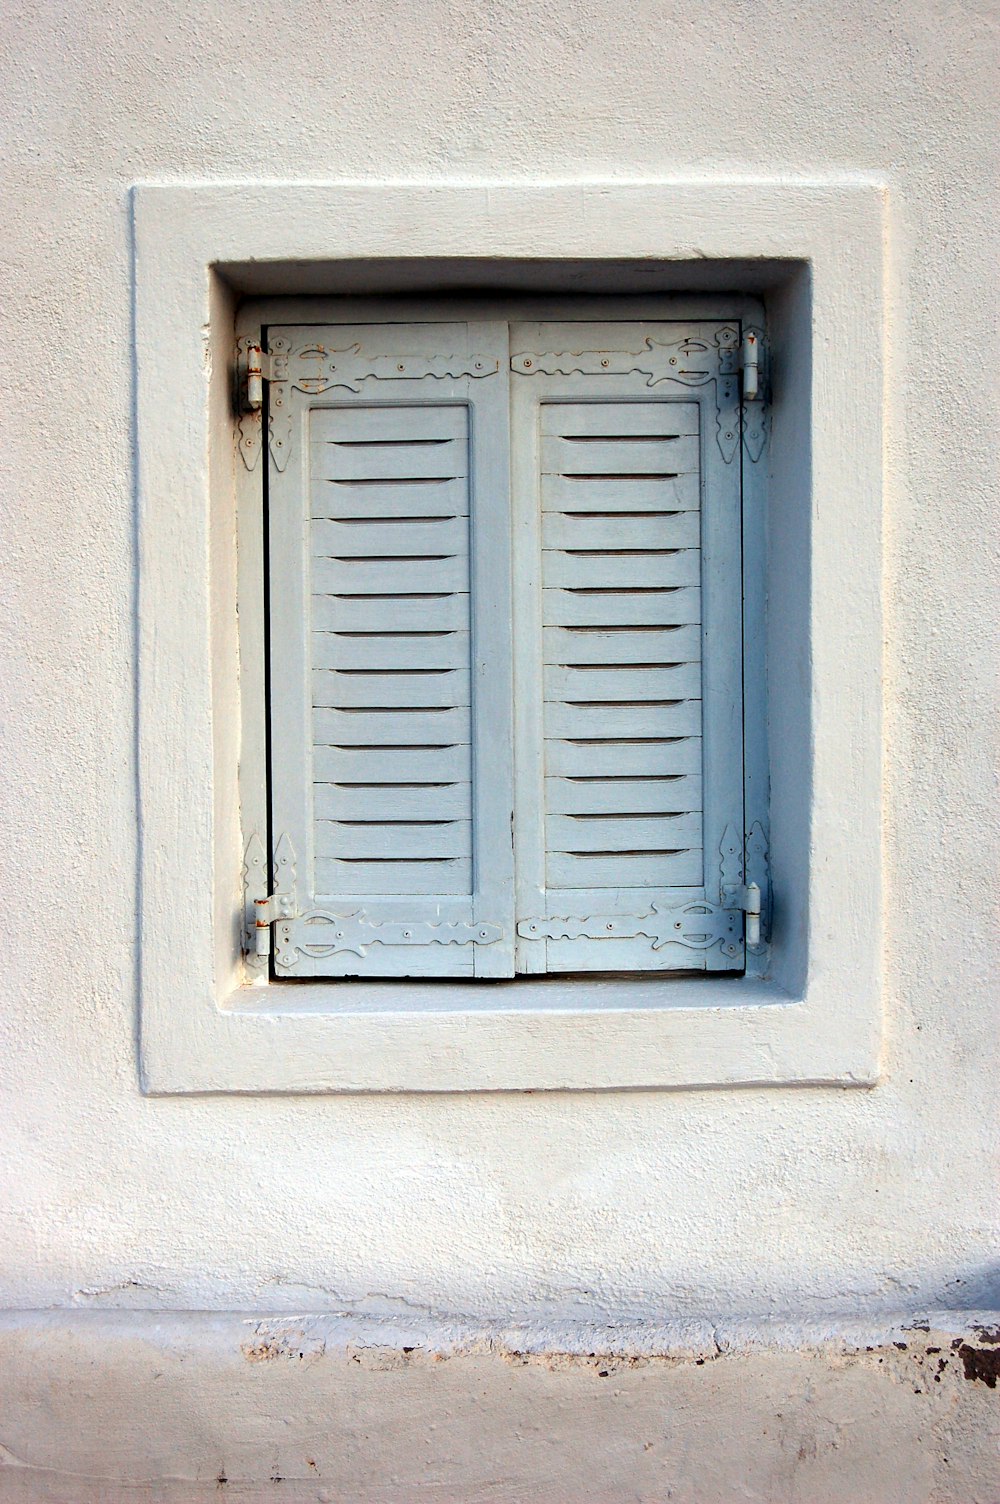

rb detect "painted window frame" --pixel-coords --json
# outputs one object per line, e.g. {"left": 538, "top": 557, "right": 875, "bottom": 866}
{"left": 133, "top": 179, "right": 887, "bottom": 1093}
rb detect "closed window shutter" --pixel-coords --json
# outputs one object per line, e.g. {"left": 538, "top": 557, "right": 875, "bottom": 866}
{"left": 509, "top": 321, "right": 746, "bottom": 973}
{"left": 266, "top": 322, "right": 515, "bottom": 978}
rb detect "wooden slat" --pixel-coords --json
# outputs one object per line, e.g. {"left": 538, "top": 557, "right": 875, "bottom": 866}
{"left": 312, "top": 441, "right": 466, "bottom": 482}
{"left": 311, "top": 406, "right": 468, "bottom": 443}
{"left": 314, "top": 707, "right": 469, "bottom": 746}
{"left": 312, "top": 594, "right": 469, "bottom": 632}
{"left": 542, "top": 511, "right": 700, "bottom": 552}
{"left": 542, "top": 434, "right": 700, "bottom": 475}
{"left": 545, "top": 736, "right": 701, "bottom": 777}
{"left": 546, "top": 811, "right": 702, "bottom": 852}
{"left": 314, "top": 782, "right": 471, "bottom": 820}
{"left": 543, "top": 625, "right": 701, "bottom": 666}
{"left": 545, "top": 774, "right": 702, "bottom": 815}
{"left": 541, "top": 473, "right": 699, "bottom": 511}
{"left": 312, "top": 517, "right": 467, "bottom": 557}
{"left": 315, "top": 857, "right": 472, "bottom": 896}
{"left": 313, "top": 744, "right": 470, "bottom": 782}
{"left": 546, "top": 850, "right": 702, "bottom": 888}
{"left": 315, "top": 820, "right": 471, "bottom": 860}
{"left": 544, "top": 701, "right": 702, "bottom": 740}
{"left": 312, "top": 668, "right": 469, "bottom": 708}
{"left": 543, "top": 587, "right": 701, "bottom": 628}
{"left": 541, "top": 401, "right": 699, "bottom": 437}
{"left": 312, "top": 631, "right": 470, "bottom": 671}
{"left": 544, "top": 663, "right": 701, "bottom": 702}
{"left": 313, "top": 555, "right": 467, "bottom": 595}
{"left": 543, "top": 549, "right": 700, "bottom": 590}
{"left": 312, "top": 478, "right": 470, "bottom": 519}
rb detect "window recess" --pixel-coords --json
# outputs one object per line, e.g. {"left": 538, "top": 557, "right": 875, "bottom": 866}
{"left": 242, "top": 313, "right": 768, "bottom": 980}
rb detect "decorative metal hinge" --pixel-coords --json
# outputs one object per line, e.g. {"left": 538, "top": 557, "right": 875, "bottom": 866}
{"left": 517, "top": 900, "right": 745, "bottom": 957}
{"left": 235, "top": 336, "right": 499, "bottom": 472}
{"left": 720, "top": 820, "right": 769, "bottom": 949}
{"left": 517, "top": 822, "right": 769, "bottom": 959}
{"left": 511, "top": 323, "right": 768, "bottom": 464}
{"left": 243, "top": 831, "right": 297, "bottom": 960}
{"left": 740, "top": 326, "right": 768, "bottom": 462}
{"left": 243, "top": 833, "right": 501, "bottom": 970}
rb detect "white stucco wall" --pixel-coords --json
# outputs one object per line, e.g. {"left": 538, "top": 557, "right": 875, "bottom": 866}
{"left": 1, "top": 0, "right": 997, "bottom": 1495}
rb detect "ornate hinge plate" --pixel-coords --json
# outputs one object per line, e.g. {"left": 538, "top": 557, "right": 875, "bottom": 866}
{"left": 272, "top": 913, "right": 502, "bottom": 971}
{"left": 511, "top": 324, "right": 767, "bottom": 464}
{"left": 243, "top": 834, "right": 501, "bottom": 972}
{"left": 517, "top": 822, "right": 769, "bottom": 959}
{"left": 236, "top": 337, "right": 500, "bottom": 471}
{"left": 517, "top": 900, "right": 744, "bottom": 957}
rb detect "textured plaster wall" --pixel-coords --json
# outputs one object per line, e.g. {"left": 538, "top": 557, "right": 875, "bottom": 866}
{"left": 1, "top": 0, "right": 997, "bottom": 1378}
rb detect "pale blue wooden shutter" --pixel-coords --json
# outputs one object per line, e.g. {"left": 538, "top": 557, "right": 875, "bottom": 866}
{"left": 265, "top": 322, "right": 514, "bottom": 978}
{"left": 509, "top": 321, "right": 746, "bottom": 973}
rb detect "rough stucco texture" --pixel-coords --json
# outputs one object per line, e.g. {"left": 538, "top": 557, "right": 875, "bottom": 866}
{"left": 0, "top": 0, "right": 998, "bottom": 1343}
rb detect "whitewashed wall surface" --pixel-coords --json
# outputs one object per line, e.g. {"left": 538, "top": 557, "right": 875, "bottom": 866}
{"left": 1, "top": 0, "right": 998, "bottom": 1499}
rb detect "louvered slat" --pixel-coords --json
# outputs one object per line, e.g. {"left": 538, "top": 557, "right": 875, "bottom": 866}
{"left": 545, "top": 736, "right": 701, "bottom": 777}
{"left": 543, "top": 550, "right": 700, "bottom": 589}
{"left": 541, "top": 511, "right": 701, "bottom": 551}
{"left": 542, "top": 624, "right": 701, "bottom": 665}
{"left": 312, "top": 668, "right": 469, "bottom": 708}
{"left": 545, "top": 773, "right": 702, "bottom": 814}
{"left": 312, "top": 441, "right": 467, "bottom": 482}
{"left": 541, "top": 434, "right": 700, "bottom": 476}
{"left": 539, "top": 473, "right": 700, "bottom": 511}
{"left": 315, "top": 820, "right": 471, "bottom": 860}
{"left": 312, "top": 631, "right": 470, "bottom": 671}
{"left": 315, "top": 858, "right": 473, "bottom": 896}
{"left": 314, "top": 783, "right": 471, "bottom": 820}
{"left": 312, "top": 595, "right": 468, "bottom": 632}
{"left": 544, "top": 663, "right": 700, "bottom": 701}
{"left": 313, "top": 744, "right": 470, "bottom": 782}
{"left": 542, "top": 587, "right": 700, "bottom": 628}
{"left": 311, "top": 477, "right": 470, "bottom": 519}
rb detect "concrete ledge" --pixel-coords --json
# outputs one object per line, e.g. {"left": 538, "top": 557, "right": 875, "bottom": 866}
{"left": 0, "top": 1310, "right": 997, "bottom": 1501}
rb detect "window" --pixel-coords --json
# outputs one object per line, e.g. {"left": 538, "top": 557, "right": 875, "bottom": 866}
{"left": 241, "top": 307, "right": 767, "bottom": 981}
{"left": 134, "top": 178, "right": 885, "bottom": 1092}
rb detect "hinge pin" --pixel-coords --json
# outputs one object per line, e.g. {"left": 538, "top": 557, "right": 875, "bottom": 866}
{"left": 245, "top": 343, "right": 264, "bottom": 411}
{"left": 743, "top": 881, "right": 762, "bottom": 947}
{"left": 254, "top": 895, "right": 275, "bottom": 957}
{"left": 741, "top": 332, "right": 760, "bottom": 401}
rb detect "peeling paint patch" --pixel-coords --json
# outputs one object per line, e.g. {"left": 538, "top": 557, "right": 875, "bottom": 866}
{"left": 957, "top": 1343, "right": 1000, "bottom": 1389}
{"left": 240, "top": 1323, "right": 326, "bottom": 1366}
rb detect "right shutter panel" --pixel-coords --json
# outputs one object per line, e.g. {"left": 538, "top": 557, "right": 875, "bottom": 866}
{"left": 510, "top": 320, "right": 745, "bottom": 973}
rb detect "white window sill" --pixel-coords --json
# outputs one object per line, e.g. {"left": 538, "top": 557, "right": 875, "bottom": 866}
{"left": 142, "top": 975, "right": 877, "bottom": 1093}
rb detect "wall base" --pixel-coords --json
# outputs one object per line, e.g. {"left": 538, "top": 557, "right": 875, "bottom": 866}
{"left": 0, "top": 1310, "right": 997, "bottom": 1501}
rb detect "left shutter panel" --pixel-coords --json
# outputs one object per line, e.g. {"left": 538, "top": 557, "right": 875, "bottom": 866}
{"left": 265, "top": 322, "right": 514, "bottom": 978}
